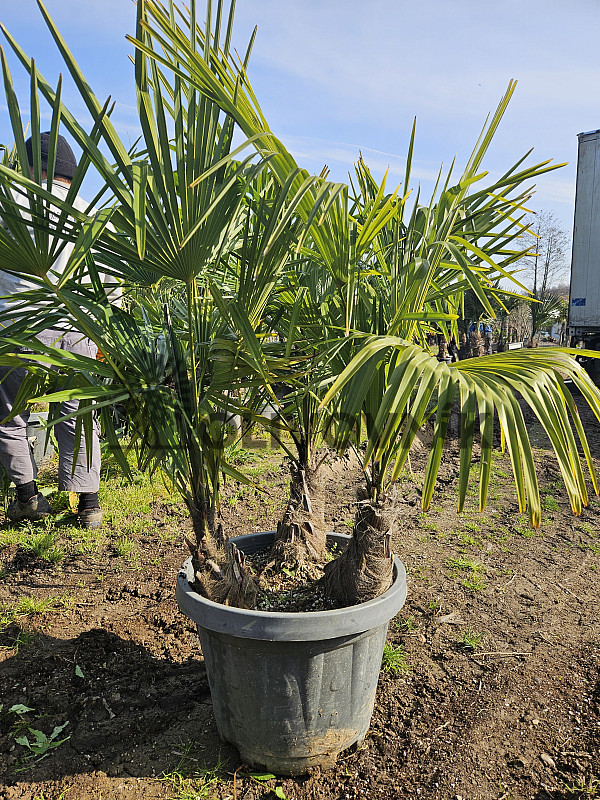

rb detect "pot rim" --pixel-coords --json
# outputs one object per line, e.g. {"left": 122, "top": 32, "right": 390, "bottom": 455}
{"left": 176, "top": 531, "right": 407, "bottom": 641}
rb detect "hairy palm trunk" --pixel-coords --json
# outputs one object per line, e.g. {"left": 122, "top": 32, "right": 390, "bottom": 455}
{"left": 470, "top": 330, "right": 484, "bottom": 358}
{"left": 437, "top": 338, "right": 448, "bottom": 361}
{"left": 188, "top": 498, "right": 216, "bottom": 550}
{"left": 271, "top": 461, "right": 327, "bottom": 571}
{"left": 323, "top": 487, "right": 395, "bottom": 605}
{"left": 499, "top": 316, "right": 510, "bottom": 351}
{"left": 459, "top": 332, "right": 470, "bottom": 360}
{"left": 187, "top": 499, "right": 259, "bottom": 608}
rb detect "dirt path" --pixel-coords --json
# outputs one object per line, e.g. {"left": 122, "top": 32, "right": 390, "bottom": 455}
{"left": 1, "top": 395, "right": 599, "bottom": 800}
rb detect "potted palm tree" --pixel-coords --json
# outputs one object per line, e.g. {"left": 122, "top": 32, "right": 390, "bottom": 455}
{"left": 2, "top": 0, "right": 600, "bottom": 776}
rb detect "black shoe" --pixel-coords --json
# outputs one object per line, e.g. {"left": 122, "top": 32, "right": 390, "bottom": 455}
{"left": 77, "top": 507, "right": 104, "bottom": 529}
{"left": 7, "top": 493, "right": 51, "bottom": 523}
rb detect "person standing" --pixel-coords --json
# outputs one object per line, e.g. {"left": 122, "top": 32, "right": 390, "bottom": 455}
{"left": 0, "top": 133, "right": 105, "bottom": 527}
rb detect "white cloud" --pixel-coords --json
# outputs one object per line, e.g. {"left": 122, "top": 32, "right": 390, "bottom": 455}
{"left": 281, "top": 133, "right": 442, "bottom": 184}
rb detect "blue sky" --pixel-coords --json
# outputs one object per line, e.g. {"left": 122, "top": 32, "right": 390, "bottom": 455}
{"left": 1, "top": 0, "right": 599, "bottom": 237}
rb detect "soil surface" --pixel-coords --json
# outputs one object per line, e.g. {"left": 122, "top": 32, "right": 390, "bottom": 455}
{"left": 1, "top": 390, "right": 599, "bottom": 800}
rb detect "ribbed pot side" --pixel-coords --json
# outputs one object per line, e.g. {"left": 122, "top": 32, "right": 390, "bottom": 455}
{"left": 176, "top": 532, "right": 407, "bottom": 776}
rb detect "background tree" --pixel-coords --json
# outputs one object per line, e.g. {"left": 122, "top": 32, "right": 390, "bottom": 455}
{"left": 503, "top": 296, "right": 532, "bottom": 343}
{"left": 520, "top": 210, "right": 569, "bottom": 297}
{"left": 519, "top": 210, "right": 570, "bottom": 343}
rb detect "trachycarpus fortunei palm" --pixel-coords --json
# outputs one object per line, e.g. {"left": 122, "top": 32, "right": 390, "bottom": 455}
{"left": 0, "top": 0, "right": 600, "bottom": 609}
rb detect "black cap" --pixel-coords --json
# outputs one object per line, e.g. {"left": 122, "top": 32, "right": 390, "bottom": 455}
{"left": 25, "top": 132, "right": 77, "bottom": 180}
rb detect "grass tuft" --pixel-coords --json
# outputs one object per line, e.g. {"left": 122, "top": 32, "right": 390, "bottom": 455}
{"left": 381, "top": 643, "right": 410, "bottom": 676}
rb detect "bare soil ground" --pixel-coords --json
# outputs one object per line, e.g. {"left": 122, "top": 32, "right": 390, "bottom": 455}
{"left": 0, "top": 392, "right": 599, "bottom": 800}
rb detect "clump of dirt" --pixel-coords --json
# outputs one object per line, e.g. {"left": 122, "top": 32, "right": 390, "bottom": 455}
{"left": 0, "top": 394, "right": 599, "bottom": 800}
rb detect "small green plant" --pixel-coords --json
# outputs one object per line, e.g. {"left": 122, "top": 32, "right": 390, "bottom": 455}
{"left": 381, "top": 643, "right": 410, "bottom": 675}
{"left": 0, "top": 625, "right": 36, "bottom": 653}
{"left": 562, "top": 775, "right": 600, "bottom": 797}
{"left": 576, "top": 521, "right": 596, "bottom": 537}
{"left": 0, "top": 594, "right": 70, "bottom": 652}
{"left": 458, "top": 532, "right": 482, "bottom": 548}
{"left": 462, "top": 575, "right": 487, "bottom": 592}
{"left": 46, "top": 546, "right": 66, "bottom": 564}
{"left": 15, "top": 721, "right": 70, "bottom": 766}
{"left": 406, "top": 565, "right": 430, "bottom": 583}
{"left": 463, "top": 521, "right": 480, "bottom": 533}
{"left": 113, "top": 536, "right": 136, "bottom": 558}
{"left": 15, "top": 594, "right": 66, "bottom": 616}
{"left": 161, "top": 745, "right": 226, "bottom": 799}
{"left": 395, "top": 615, "right": 417, "bottom": 632}
{"left": 446, "top": 557, "right": 487, "bottom": 591}
{"left": 0, "top": 703, "right": 35, "bottom": 735}
{"left": 224, "top": 442, "right": 255, "bottom": 466}
{"left": 446, "top": 556, "right": 484, "bottom": 574}
{"left": 428, "top": 599, "right": 441, "bottom": 613}
{"left": 226, "top": 487, "right": 247, "bottom": 506}
{"left": 514, "top": 515, "right": 535, "bottom": 538}
{"left": 243, "top": 772, "right": 289, "bottom": 799}
{"left": 20, "top": 531, "right": 65, "bottom": 563}
{"left": 541, "top": 495, "right": 559, "bottom": 512}
{"left": 498, "top": 781, "right": 514, "bottom": 800}
{"left": 1, "top": 702, "right": 34, "bottom": 715}
{"left": 520, "top": 528, "right": 536, "bottom": 539}
{"left": 462, "top": 628, "right": 484, "bottom": 649}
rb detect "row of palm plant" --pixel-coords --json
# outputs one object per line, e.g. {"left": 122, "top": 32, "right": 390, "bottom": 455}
{"left": 0, "top": 0, "right": 599, "bottom": 610}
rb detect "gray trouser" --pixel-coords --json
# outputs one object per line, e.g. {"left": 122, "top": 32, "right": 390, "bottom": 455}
{"left": 0, "top": 328, "right": 101, "bottom": 492}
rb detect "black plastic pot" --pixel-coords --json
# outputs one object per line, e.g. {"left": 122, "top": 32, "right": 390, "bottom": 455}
{"left": 176, "top": 531, "right": 407, "bottom": 775}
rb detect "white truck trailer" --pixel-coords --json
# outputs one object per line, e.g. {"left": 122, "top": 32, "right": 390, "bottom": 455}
{"left": 569, "top": 129, "right": 600, "bottom": 353}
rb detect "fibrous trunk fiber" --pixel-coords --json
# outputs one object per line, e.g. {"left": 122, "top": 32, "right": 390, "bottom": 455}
{"left": 271, "top": 462, "right": 327, "bottom": 572}
{"left": 323, "top": 488, "right": 395, "bottom": 605}
{"left": 187, "top": 502, "right": 259, "bottom": 609}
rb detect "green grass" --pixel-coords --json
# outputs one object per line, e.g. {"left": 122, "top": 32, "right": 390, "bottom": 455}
{"left": 381, "top": 643, "right": 410, "bottom": 676}
{"left": 160, "top": 744, "right": 226, "bottom": 800}
{"left": 462, "top": 575, "right": 487, "bottom": 591}
{"left": 577, "top": 521, "right": 596, "bottom": 537}
{"left": 446, "top": 557, "right": 487, "bottom": 591}
{"left": 225, "top": 487, "right": 248, "bottom": 506}
{"left": 0, "top": 593, "right": 71, "bottom": 652}
{"left": 113, "top": 536, "right": 137, "bottom": 559}
{"left": 418, "top": 521, "right": 439, "bottom": 532}
{"left": 579, "top": 542, "right": 600, "bottom": 555}
{"left": 446, "top": 556, "right": 484, "bottom": 573}
{"left": 462, "top": 521, "right": 480, "bottom": 533}
{"left": 541, "top": 495, "right": 560, "bottom": 512}
{"left": 407, "top": 565, "right": 430, "bottom": 584}
{"left": 458, "top": 532, "right": 482, "bottom": 548}
{"left": 62, "top": 526, "right": 104, "bottom": 555}
{"left": 19, "top": 530, "right": 66, "bottom": 564}
{"left": 514, "top": 515, "right": 536, "bottom": 538}
{"left": 394, "top": 615, "right": 417, "bottom": 632}
{"left": 0, "top": 446, "right": 178, "bottom": 567}
{"left": 462, "top": 628, "right": 484, "bottom": 649}
{"left": 562, "top": 775, "right": 600, "bottom": 797}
